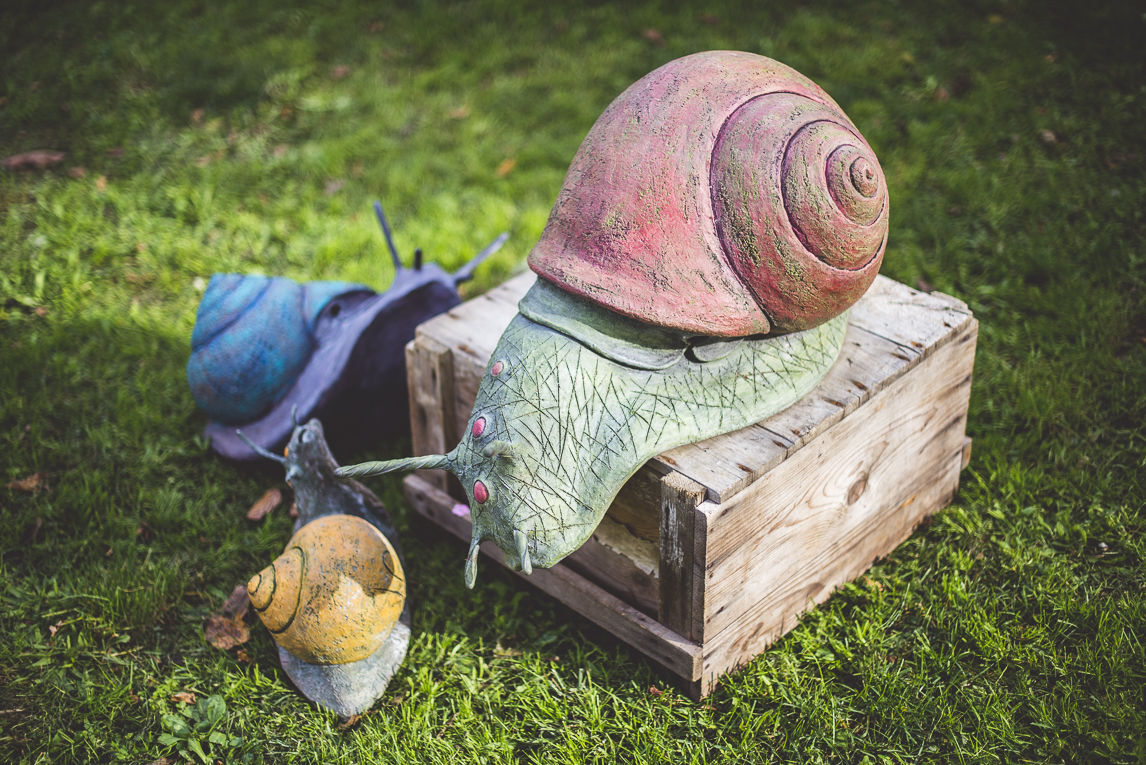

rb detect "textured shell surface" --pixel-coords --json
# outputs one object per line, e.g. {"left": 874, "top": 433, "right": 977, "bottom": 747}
{"left": 187, "top": 274, "right": 368, "bottom": 424}
{"left": 528, "top": 50, "right": 888, "bottom": 336}
{"left": 247, "top": 514, "right": 405, "bottom": 665}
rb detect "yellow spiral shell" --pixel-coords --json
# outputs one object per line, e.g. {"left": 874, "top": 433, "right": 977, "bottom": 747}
{"left": 247, "top": 514, "right": 405, "bottom": 665}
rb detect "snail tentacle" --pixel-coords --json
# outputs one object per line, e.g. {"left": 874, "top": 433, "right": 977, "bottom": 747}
{"left": 236, "top": 429, "right": 286, "bottom": 463}
{"left": 464, "top": 541, "right": 481, "bottom": 590}
{"left": 373, "top": 200, "right": 404, "bottom": 271}
{"left": 513, "top": 529, "right": 532, "bottom": 575}
{"left": 336, "top": 453, "right": 452, "bottom": 478}
{"left": 452, "top": 232, "right": 510, "bottom": 286}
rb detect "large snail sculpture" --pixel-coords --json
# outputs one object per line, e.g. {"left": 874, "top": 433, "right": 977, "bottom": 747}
{"left": 339, "top": 51, "right": 889, "bottom": 587}
{"left": 239, "top": 416, "right": 410, "bottom": 717}
{"left": 188, "top": 200, "right": 507, "bottom": 461}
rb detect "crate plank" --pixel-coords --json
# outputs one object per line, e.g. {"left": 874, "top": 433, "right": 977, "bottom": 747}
{"left": 562, "top": 515, "right": 660, "bottom": 617}
{"left": 405, "top": 335, "right": 457, "bottom": 493}
{"left": 658, "top": 472, "right": 706, "bottom": 640}
{"left": 698, "top": 319, "right": 977, "bottom": 646}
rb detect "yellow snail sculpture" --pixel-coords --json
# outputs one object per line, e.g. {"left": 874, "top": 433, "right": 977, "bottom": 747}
{"left": 242, "top": 418, "right": 410, "bottom": 717}
{"left": 248, "top": 514, "right": 406, "bottom": 665}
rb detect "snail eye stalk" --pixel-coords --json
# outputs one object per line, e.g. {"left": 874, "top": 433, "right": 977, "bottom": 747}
{"left": 236, "top": 430, "right": 287, "bottom": 463}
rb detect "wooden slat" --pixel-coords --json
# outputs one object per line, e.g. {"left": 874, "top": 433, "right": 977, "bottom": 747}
{"left": 698, "top": 319, "right": 978, "bottom": 658}
{"left": 405, "top": 336, "right": 457, "bottom": 492}
{"left": 404, "top": 474, "right": 701, "bottom": 680}
{"left": 657, "top": 472, "right": 706, "bottom": 639}
{"left": 847, "top": 275, "right": 973, "bottom": 360}
{"left": 658, "top": 276, "right": 974, "bottom": 503}
{"left": 561, "top": 514, "right": 660, "bottom": 617}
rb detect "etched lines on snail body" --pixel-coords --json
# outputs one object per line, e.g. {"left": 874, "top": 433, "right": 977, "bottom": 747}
{"left": 453, "top": 308, "right": 848, "bottom": 574}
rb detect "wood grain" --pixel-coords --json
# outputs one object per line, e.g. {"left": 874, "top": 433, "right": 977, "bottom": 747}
{"left": 405, "top": 336, "right": 456, "bottom": 492}
{"left": 657, "top": 472, "right": 706, "bottom": 639}
{"left": 562, "top": 514, "right": 660, "bottom": 617}
{"left": 699, "top": 319, "right": 977, "bottom": 662}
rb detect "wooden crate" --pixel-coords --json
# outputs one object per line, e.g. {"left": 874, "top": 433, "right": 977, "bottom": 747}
{"left": 403, "top": 271, "right": 977, "bottom": 698}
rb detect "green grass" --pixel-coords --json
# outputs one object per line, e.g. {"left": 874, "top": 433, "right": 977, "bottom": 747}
{"left": 1, "top": 0, "right": 1144, "bottom": 762}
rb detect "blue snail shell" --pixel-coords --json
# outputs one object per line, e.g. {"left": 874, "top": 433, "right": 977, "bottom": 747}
{"left": 188, "top": 274, "right": 370, "bottom": 424}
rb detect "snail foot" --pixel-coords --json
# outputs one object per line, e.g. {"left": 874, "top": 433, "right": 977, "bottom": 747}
{"left": 278, "top": 620, "right": 410, "bottom": 717}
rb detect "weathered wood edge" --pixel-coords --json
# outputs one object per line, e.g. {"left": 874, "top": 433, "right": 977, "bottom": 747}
{"left": 657, "top": 472, "right": 706, "bottom": 640}
{"left": 405, "top": 336, "right": 457, "bottom": 492}
{"left": 404, "top": 473, "right": 703, "bottom": 681}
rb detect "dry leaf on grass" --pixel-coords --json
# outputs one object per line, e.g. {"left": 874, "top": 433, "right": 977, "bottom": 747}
{"left": 69, "top": 166, "right": 85, "bottom": 179}
{"left": 337, "top": 714, "right": 363, "bottom": 730}
{"left": 495, "top": 158, "right": 516, "bottom": 177}
{"left": 95, "top": 176, "right": 107, "bottom": 193}
{"left": 642, "top": 28, "right": 666, "bottom": 46}
{"left": 204, "top": 614, "right": 249, "bottom": 650}
{"left": 8, "top": 473, "right": 47, "bottom": 492}
{"left": 449, "top": 105, "right": 471, "bottom": 119}
{"left": 247, "top": 488, "right": 282, "bottom": 520}
{"left": 3, "top": 150, "right": 66, "bottom": 171}
{"left": 171, "top": 692, "right": 195, "bottom": 704}
{"left": 236, "top": 649, "right": 251, "bottom": 663}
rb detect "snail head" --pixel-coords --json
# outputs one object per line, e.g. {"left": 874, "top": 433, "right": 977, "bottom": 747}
{"left": 238, "top": 411, "right": 341, "bottom": 505}
{"left": 336, "top": 440, "right": 533, "bottom": 588}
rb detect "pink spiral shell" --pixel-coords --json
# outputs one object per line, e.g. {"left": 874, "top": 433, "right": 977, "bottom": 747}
{"left": 528, "top": 51, "right": 888, "bottom": 336}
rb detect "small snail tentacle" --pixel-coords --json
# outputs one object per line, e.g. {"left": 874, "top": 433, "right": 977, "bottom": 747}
{"left": 236, "top": 429, "right": 286, "bottom": 463}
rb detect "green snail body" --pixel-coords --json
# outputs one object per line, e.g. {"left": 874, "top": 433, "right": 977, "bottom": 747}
{"left": 342, "top": 280, "right": 848, "bottom": 585}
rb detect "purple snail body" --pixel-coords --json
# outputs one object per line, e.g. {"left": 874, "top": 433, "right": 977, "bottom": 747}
{"left": 189, "top": 201, "right": 507, "bottom": 461}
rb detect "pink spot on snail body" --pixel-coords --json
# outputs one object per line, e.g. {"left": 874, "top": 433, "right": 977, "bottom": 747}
{"left": 490, "top": 360, "right": 504, "bottom": 376}
{"left": 472, "top": 417, "right": 486, "bottom": 437}
{"left": 473, "top": 480, "right": 489, "bottom": 504}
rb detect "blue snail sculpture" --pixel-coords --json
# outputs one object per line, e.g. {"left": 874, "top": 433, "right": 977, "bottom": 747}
{"left": 188, "top": 201, "right": 508, "bottom": 460}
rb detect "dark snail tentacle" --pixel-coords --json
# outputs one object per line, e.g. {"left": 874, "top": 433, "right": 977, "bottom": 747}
{"left": 236, "top": 430, "right": 286, "bottom": 463}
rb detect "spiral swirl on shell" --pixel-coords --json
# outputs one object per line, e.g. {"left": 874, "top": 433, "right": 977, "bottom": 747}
{"left": 711, "top": 91, "right": 887, "bottom": 332}
{"left": 528, "top": 50, "right": 888, "bottom": 336}
{"left": 247, "top": 514, "right": 405, "bottom": 665}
